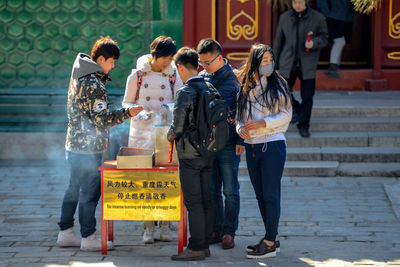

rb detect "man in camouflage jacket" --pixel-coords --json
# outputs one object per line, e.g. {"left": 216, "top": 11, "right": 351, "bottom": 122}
{"left": 57, "top": 37, "right": 143, "bottom": 252}
{"left": 65, "top": 53, "right": 131, "bottom": 153}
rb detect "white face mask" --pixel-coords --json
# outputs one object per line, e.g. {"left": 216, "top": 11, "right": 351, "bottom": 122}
{"left": 258, "top": 63, "right": 274, "bottom": 77}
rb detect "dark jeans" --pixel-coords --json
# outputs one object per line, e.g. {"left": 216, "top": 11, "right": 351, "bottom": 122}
{"left": 286, "top": 70, "right": 316, "bottom": 130}
{"left": 58, "top": 152, "right": 103, "bottom": 238}
{"left": 179, "top": 157, "right": 214, "bottom": 251}
{"left": 210, "top": 145, "right": 240, "bottom": 237}
{"left": 245, "top": 141, "right": 286, "bottom": 242}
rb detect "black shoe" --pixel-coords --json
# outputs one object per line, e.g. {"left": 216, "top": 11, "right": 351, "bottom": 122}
{"left": 298, "top": 127, "right": 310, "bottom": 138}
{"left": 246, "top": 238, "right": 263, "bottom": 252}
{"left": 247, "top": 239, "right": 280, "bottom": 253}
{"left": 204, "top": 248, "right": 210, "bottom": 257}
{"left": 171, "top": 248, "right": 206, "bottom": 261}
{"left": 247, "top": 241, "right": 276, "bottom": 259}
{"left": 275, "top": 240, "right": 280, "bottom": 253}
{"left": 325, "top": 63, "right": 341, "bottom": 79}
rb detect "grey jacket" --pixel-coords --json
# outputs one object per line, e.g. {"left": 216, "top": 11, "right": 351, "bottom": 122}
{"left": 317, "top": 0, "right": 354, "bottom": 22}
{"left": 273, "top": 8, "right": 328, "bottom": 80}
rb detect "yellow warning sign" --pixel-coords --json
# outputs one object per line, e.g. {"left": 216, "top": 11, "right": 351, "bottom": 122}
{"left": 103, "top": 169, "right": 180, "bottom": 221}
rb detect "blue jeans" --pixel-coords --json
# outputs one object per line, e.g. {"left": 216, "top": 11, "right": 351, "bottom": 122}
{"left": 210, "top": 145, "right": 240, "bottom": 237}
{"left": 245, "top": 140, "right": 286, "bottom": 242}
{"left": 58, "top": 152, "right": 103, "bottom": 238}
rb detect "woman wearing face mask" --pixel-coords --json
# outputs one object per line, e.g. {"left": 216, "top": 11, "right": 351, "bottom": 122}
{"left": 236, "top": 44, "right": 292, "bottom": 259}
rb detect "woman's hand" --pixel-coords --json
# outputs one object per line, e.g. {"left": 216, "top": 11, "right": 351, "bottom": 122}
{"left": 244, "top": 120, "right": 266, "bottom": 131}
{"left": 238, "top": 127, "right": 251, "bottom": 140}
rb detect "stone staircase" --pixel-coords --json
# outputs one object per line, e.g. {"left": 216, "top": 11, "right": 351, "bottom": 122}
{"left": 239, "top": 91, "right": 400, "bottom": 177}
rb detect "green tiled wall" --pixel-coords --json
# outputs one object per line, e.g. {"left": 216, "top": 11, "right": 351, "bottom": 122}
{"left": 0, "top": 0, "right": 183, "bottom": 88}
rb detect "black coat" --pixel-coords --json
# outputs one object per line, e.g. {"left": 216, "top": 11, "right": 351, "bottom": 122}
{"left": 167, "top": 77, "right": 208, "bottom": 159}
{"left": 273, "top": 8, "right": 328, "bottom": 80}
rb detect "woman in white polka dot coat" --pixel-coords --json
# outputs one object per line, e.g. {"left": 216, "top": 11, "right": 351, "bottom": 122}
{"left": 122, "top": 36, "right": 183, "bottom": 244}
{"left": 122, "top": 36, "right": 183, "bottom": 149}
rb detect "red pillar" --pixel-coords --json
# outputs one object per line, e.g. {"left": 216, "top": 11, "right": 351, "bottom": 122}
{"left": 364, "top": 4, "right": 388, "bottom": 91}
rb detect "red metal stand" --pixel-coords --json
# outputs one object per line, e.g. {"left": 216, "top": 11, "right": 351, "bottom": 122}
{"left": 100, "top": 162, "right": 187, "bottom": 255}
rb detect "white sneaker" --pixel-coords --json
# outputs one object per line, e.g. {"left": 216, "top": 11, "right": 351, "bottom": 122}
{"left": 80, "top": 232, "right": 113, "bottom": 252}
{"left": 142, "top": 221, "right": 154, "bottom": 244}
{"left": 159, "top": 221, "right": 172, "bottom": 242}
{"left": 56, "top": 227, "right": 81, "bottom": 247}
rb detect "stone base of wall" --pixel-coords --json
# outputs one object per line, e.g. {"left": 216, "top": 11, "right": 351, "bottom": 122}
{"left": 0, "top": 132, "right": 65, "bottom": 160}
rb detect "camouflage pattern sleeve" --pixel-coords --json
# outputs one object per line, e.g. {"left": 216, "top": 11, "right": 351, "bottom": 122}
{"left": 80, "top": 77, "right": 129, "bottom": 128}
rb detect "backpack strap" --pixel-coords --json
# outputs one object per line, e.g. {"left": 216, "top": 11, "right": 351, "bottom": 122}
{"left": 168, "top": 69, "right": 176, "bottom": 100}
{"left": 134, "top": 70, "right": 143, "bottom": 104}
{"left": 190, "top": 83, "right": 206, "bottom": 132}
{"left": 214, "top": 69, "right": 234, "bottom": 90}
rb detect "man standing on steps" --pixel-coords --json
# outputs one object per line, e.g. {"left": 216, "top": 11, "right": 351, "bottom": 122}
{"left": 273, "top": 0, "right": 328, "bottom": 138}
{"left": 197, "top": 38, "right": 245, "bottom": 249}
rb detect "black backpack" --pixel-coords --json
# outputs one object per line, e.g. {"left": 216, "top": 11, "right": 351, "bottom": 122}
{"left": 189, "top": 81, "right": 229, "bottom": 157}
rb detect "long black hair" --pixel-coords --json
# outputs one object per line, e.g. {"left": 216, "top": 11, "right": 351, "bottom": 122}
{"left": 237, "top": 43, "right": 290, "bottom": 121}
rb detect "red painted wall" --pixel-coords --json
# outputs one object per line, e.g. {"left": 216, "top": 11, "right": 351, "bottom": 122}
{"left": 183, "top": 0, "right": 400, "bottom": 90}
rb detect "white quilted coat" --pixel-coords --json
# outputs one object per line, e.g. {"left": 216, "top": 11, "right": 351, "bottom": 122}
{"left": 122, "top": 54, "right": 183, "bottom": 148}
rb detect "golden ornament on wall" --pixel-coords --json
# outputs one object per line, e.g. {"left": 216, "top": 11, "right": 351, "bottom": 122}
{"left": 226, "top": 0, "right": 259, "bottom": 40}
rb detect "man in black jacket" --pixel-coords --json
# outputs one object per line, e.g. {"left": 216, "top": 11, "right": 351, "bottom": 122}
{"left": 197, "top": 38, "right": 244, "bottom": 249}
{"left": 273, "top": 0, "right": 328, "bottom": 138}
{"left": 168, "top": 47, "right": 213, "bottom": 261}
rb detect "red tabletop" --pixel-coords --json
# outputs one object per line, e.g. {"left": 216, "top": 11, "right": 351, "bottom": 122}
{"left": 99, "top": 160, "right": 178, "bottom": 171}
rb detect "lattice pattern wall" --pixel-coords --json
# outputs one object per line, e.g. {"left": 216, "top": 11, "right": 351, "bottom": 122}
{"left": 0, "top": 0, "right": 183, "bottom": 88}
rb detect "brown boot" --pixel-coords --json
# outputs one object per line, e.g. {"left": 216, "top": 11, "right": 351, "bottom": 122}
{"left": 209, "top": 233, "right": 222, "bottom": 244}
{"left": 222, "top": 234, "right": 235, "bottom": 249}
{"left": 171, "top": 248, "right": 206, "bottom": 261}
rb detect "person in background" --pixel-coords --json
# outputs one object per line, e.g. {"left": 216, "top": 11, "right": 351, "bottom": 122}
{"left": 168, "top": 47, "right": 214, "bottom": 261}
{"left": 317, "top": 0, "right": 354, "bottom": 78}
{"left": 57, "top": 36, "right": 143, "bottom": 251}
{"left": 197, "top": 38, "right": 245, "bottom": 249}
{"left": 236, "top": 44, "right": 292, "bottom": 259}
{"left": 273, "top": 0, "right": 328, "bottom": 138}
{"left": 122, "top": 35, "right": 183, "bottom": 244}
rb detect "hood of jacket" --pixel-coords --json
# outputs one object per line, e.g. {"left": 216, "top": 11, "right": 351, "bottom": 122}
{"left": 136, "top": 54, "right": 175, "bottom": 76}
{"left": 71, "top": 53, "right": 103, "bottom": 80}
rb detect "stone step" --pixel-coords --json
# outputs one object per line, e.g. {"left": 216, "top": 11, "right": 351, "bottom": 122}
{"left": 286, "top": 147, "right": 400, "bottom": 162}
{"left": 311, "top": 106, "right": 400, "bottom": 118}
{"left": 288, "top": 117, "right": 400, "bottom": 132}
{"left": 239, "top": 161, "right": 400, "bottom": 177}
{"left": 239, "top": 161, "right": 339, "bottom": 177}
{"left": 285, "top": 132, "right": 400, "bottom": 147}
{"left": 240, "top": 147, "right": 400, "bottom": 162}
{"left": 338, "top": 163, "right": 400, "bottom": 177}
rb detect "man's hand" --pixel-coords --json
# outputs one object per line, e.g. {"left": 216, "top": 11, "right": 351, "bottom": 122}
{"left": 236, "top": 145, "right": 245, "bottom": 155}
{"left": 305, "top": 40, "right": 314, "bottom": 49}
{"left": 244, "top": 120, "right": 266, "bottom": 131}
{"left": 128, "top": 105, "right": 144, "bottom": 117}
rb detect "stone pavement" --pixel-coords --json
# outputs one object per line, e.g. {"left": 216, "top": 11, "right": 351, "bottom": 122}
{"left": 0, "top": 162, "right": 399, "bottom": 267}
